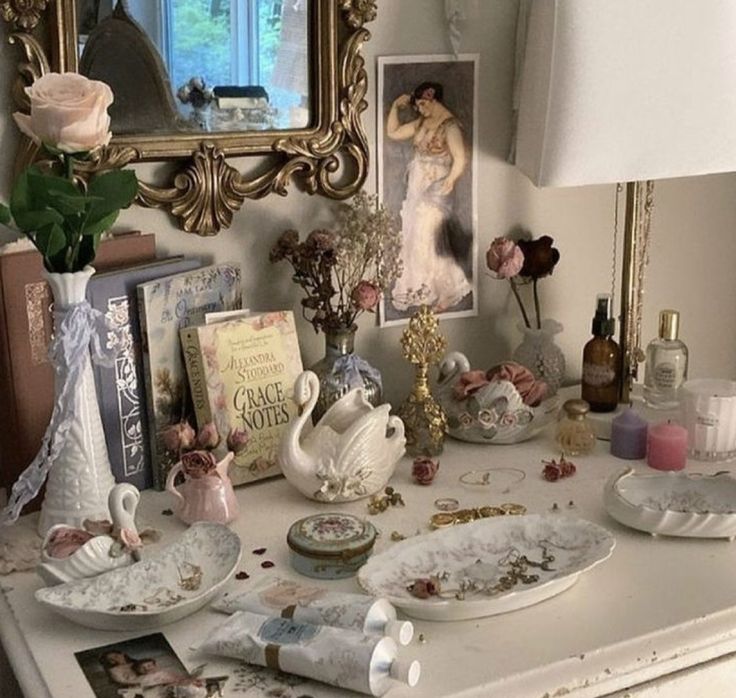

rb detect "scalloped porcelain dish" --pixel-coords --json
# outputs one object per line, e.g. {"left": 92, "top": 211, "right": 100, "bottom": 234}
{"left": 357, "top": 515, "right": 615, "bottom": 621}
{"left": 604, "top": 467, "right": 736, "bottom": 539}
{"left": 35, "top": 523, "right": 242, "bottom": 630}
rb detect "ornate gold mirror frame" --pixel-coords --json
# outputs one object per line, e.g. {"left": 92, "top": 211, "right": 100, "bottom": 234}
{"left": 1, "top": 0, "right": 376, "bottom": 234}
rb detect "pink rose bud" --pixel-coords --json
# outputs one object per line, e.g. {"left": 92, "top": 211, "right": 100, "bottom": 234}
{"left": 162, "top": 422, "right": 196, "bottom": 452}
{"left": 119, "top": 528, "right": 142, "bottom": 551}
{"left": 196, "top": 422, "right": 220, "bottom": 449}
{"left": 407, "top": 577, "right": 441, "bottom": 599}
{"left": 351, "top": 280, "right": 381, "bottom": 311}
{"left": 486, "top": 237, "right": 524, "bottom": 279}
{"left": 412, "top": 457, "right": 439, "bottom": 485}
{"left": 226, "top": 427, "right": 250, "bottom": 454}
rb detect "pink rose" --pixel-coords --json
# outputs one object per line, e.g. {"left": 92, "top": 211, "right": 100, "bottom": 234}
{"left": 412, "top": 457, "right": 439, "bottom": 485}
{"left": 453, "top": 370, "right": 490, "bottom": 400}
{"left": 13, "top": 72, "right": 113, "bottom": 153}
{"left": 407, "top": 577, "right": 441, "bottom": 599}
{"left": 119, "top": 528, "right": 142, "bottom": 551}
{"left": 486, "top": 237, "right": 524, "bottom": 279}
{"left": 196, "top": 422, "right": 220, "bottom": 449}
{"left": 226, "top": 427, "right": 250, "bottom": 454}
{"left": 162, "top": 422, "right": 196, "bottom": 452}
{"left": 181, "top": 450, "right": 217, "bottom": 479}
{"left": 351, "top": 280, "right": 381, "bottom": 312}
{"left": 487, "top": 361, "right": 548, "bottom": 406}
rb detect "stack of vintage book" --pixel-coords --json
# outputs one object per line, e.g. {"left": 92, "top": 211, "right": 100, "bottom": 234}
{"left": 0, "top": 235, "right": 306, "bottom": 509}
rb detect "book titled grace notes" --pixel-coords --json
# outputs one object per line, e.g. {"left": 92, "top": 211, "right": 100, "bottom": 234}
{"left": 180, "top": 311, "right": 303, "bottom": 486}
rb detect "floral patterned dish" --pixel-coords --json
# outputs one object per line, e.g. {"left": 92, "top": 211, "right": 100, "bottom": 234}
{"left": 357, "top": 515, "right": 614, "bottom": 621}
{"left": 604, "top": 467, "right": 736, "bottom": 539}
{"left": 35, "top": 522, "right": 241, "bottom": 630}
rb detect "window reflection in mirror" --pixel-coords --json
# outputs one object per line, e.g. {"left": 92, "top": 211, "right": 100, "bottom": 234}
{"left": 76, "top": 0, "right": 310, "bottom": 134}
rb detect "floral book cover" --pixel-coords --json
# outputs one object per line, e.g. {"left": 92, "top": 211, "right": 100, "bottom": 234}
{"left": 86, "top": 257, "right": 201, "bottom": 490}
{"left": 180, "top": 311, "right": 302, "bottom": 486}
{"left": 137, "top": 263, "right": 242, "bottom": 489}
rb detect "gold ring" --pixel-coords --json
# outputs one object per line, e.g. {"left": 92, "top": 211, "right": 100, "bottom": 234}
{"left": 430, "top": 512, "right": 456, "bottom": 528}
{"left": 500, "top": 503, "right": 527, "bottom": 515}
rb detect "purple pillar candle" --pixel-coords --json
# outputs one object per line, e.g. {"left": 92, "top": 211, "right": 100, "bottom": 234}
{"left": 610, "top": 409, "right": 648, "bottom": 459}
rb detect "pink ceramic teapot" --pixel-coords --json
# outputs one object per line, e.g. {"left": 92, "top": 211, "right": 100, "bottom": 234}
{"left": 165, "top": 450, "right": 239, "bottom": 525}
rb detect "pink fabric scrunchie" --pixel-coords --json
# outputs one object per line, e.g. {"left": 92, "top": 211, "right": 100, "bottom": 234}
{"left": 486, "top": 361, "right": 548, "bottom": 407}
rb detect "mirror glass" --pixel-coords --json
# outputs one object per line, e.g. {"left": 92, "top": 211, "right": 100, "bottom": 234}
{"left": 76, "top": 0, "right": 311, "bottom": 135}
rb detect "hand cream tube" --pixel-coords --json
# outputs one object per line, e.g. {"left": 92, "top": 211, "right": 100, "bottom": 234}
{"left": 213, "top": 576, "right": 413, "bottom": 645}
{"left": 197, "top": 611, "right": 420, "bottom": 697}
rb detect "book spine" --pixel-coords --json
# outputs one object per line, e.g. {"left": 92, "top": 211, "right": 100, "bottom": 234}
{"left": 179, "top": 327, "right": 213, "bottom": 430}
{"left": 137, "top": 288, "right": 164, "bottom": 490}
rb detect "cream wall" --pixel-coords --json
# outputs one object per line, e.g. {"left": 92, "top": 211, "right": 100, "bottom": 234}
{"left": 1, "top": 1, "right": 735, "bottom": 407}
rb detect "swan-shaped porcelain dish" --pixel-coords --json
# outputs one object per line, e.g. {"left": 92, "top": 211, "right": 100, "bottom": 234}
{"left": 37, "top": 483, "right": 141, "bottom": 585}
{"left": 436, "top": 352, "right": 559, "bottom": 444}
{"left": 603, "top": 467, "right": 736, "bottom": 539}
{"left": 278, "top": 370, "right": 406, "bottom": 502}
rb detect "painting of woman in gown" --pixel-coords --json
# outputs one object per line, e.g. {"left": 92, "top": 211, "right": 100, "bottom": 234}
{"left": 378, "top": 56, "right": 478, "bottom": 324}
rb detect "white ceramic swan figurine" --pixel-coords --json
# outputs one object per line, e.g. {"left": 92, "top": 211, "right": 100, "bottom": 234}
{"left": 279, "top": 371, "right": 406, "bottom": 502}
{"left": 37, "top": 483, "right": 142, "bottom": 586}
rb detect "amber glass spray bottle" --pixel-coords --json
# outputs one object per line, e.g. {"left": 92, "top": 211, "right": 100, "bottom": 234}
{"left": 581, "top": 294, "right": 621, "bottom": 412}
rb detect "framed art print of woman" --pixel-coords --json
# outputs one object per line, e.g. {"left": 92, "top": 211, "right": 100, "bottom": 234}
{"left": 378, "top": 55, "right": 479, "bottom": 325}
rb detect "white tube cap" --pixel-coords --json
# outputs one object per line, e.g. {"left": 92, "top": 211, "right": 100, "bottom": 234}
{"left": 385, "top": 619, "right": 414, "bottom": 646}
{"left": 390, "top": 659, "right": 421, "bottom": 688}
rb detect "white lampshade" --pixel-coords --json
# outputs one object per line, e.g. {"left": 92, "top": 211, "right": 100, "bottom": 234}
{"left": 515, "top": 0, "right": 736, "bottom": 187}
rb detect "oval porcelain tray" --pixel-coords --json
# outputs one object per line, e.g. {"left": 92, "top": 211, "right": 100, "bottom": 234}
{"left": 357, "top": 515, "right": 614, "bottom": 621}
{"left": 36, "top": 522, "right": 242, "bottom": 630}
{"left": 604, "top": 467, "right": 736, "bottom": 539}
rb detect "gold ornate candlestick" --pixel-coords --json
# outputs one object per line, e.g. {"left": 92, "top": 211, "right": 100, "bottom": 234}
{"left": 396, "top": 306, "right": 447, "bottom": 456}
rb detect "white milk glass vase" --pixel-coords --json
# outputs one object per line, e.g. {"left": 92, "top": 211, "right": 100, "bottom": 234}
{"left": 512, "top": 319, "right": 566, "bottom": 396}
{"left": 38, "top": 266, "right": 116, "bottom": 535}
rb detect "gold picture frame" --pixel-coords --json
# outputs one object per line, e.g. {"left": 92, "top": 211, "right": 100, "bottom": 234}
{"left": 1, "top": 0, "right": 376, "bottom": 234}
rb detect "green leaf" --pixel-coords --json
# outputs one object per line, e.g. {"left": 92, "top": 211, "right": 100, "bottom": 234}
{"left": 10, "top": 169, "right": 32, "bottom": 217}
{"left": 0, "top": 203, "right": 10, "bottom": 226}
{"left": 76, "top": 234, "right": 101, "bottom": 270}
{"left": 81, "top": 210, "right": 118, "bottom": 237}
{"left": 12, "top": 208, "right": 65, "bottom": 232}
{"left": 87, "top": 170, "right": 138, "bottom": 220}
{"left": 34, "top": 223, "right": 67, "bottom": 259}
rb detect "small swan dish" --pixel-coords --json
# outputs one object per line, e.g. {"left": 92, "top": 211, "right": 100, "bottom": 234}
{"left": 604, "top": 467, "right": 736, "bottom": 539}
{"left": 35, "top": 522, "right": 242, "bottom": 630}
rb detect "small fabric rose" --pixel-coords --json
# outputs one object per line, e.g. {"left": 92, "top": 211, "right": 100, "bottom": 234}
{"left": 196, "top": 422, "right": 220, "bottom": 449}
{"left": 351, "top": 280, "right": 381, "bottom": 311}
{"left": 487, "top": 361, "right": 548, "bottom": 406}
{"left": 453, "top": 370, "right": 490, "bottom": 400}
{"left": 162, "top": 422, "right": 196, "bottom": 453}
{"left": 181, "top": 450, "right": 217, "bottom": 479}
{"left": 407, "top": 576, "right": 441, "bottom": 599}
{"left": 517, "top": 235, "right": 560, "bottom": 280}
{"left": 412, "top": 457, "right": 439, "bottom": 485}
{"left": 13, "top": 72, "right": 113, "bottom": 153}
{"left": 226, "top": 427, "right": 250, "bottom": 454}
{"left": 486, "top": 237, "right": 524, "bottom": 279}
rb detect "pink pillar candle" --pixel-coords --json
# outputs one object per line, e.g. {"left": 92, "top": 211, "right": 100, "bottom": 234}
{"left": 610, "top": 409, "right": 648, "bottom": 459}
{"left": 647, "top": 421, "right": 688, "bottom": 471}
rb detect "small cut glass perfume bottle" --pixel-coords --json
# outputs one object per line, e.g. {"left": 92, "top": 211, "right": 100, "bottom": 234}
{"left": 643, "top": 309, "right": 689, "bottom": 409}
{"left": 556, "top": 399, "right": 596, "bottom": 456}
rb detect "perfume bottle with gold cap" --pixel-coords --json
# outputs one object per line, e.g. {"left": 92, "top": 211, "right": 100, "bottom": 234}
{"left": 643, "top": 309, "right": 689, "bottom": 409}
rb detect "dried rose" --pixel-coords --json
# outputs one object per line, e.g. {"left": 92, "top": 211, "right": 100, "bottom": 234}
{"left": 487, "top": 361, "right": 548, "bottom": 407}
{"left": 196, "top": 421, "right": 220, "bottom": 449}
{"left": 306, "top": 229, "right": 335, "bottom": 252}
{"left": 412, "top": 457, "right": 439, "bottom": 485}
{"left": 517, "top": 236, "right": 560, "bottom": 280}
{"left": 269, "top": 229, "right": 299, "bottom": 262}
{"left": 452, "top": 370, "right": 490, "bottom": 400}
{"left": 351, "top": 280, "right": 380, "bottom": 311}
{"left": 226, "top": 427, "right": 250, "bottom": 454}
{"left": 162, "top": 422, "right": 196, "bottom": 452}
{"left": 181, "top": 450, "right": 217, "bottom": 479}
{"left": 407, "top": 576, "right": 441, "bottom": 599}
{"left": 542, "top": 457, "right": 576, "bottom": 482}
{"left": 45, "top": 527, "right": 94, "bottom": 559}
{"left": 486, "top": 237, "right": 524, "bottom": 279}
